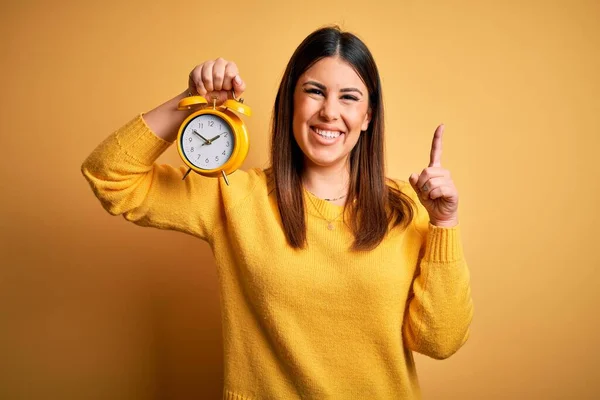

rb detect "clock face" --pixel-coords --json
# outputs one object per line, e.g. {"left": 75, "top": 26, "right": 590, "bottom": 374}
{"left": 180, "top": 114, "right": 235, "bottom": 170}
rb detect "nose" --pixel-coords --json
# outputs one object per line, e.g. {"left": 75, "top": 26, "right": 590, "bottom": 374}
{"left": 319, "top": 95, "right": 340, "bottom": 121}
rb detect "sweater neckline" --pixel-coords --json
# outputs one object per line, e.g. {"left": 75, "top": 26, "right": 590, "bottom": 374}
{"left": 303, "top": 189, "right": 348, "bottom": 222}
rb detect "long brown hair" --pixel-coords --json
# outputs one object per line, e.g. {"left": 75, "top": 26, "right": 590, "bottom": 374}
{"left": 269, "top": 26, "right": 415, "bottom": 251}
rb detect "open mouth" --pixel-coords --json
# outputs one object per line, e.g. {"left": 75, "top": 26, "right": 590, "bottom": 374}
{"left": 311, "top": 126, "right": 344, "bottom": 140}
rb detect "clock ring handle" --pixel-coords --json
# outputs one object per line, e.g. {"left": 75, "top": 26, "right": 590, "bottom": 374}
{"left": 231, "top": 90, "right": 245, "bottom": 104}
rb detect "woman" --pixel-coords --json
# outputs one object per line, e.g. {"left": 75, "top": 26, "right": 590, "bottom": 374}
{"left": 82, "top": 26, "right": 473, "bottom": 399}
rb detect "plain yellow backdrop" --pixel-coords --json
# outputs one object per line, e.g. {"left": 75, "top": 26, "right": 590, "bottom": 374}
{"left": 1, "top": 0, "right": 599, "bottom": 398}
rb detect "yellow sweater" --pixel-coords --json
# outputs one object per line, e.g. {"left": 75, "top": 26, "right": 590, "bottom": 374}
{"left": 82, "top": 115, "right": 473, "bottom": 399}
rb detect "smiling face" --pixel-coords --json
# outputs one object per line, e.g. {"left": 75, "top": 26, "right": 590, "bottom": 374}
{"left": 292, "top": 56, "right": 371, "bottom": 170}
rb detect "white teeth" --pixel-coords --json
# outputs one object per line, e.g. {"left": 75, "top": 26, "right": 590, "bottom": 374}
{"left": 314, "top": 128, "right": 341, "bottom": 138}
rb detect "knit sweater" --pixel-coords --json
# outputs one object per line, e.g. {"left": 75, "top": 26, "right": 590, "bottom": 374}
{"left": 81, "top": 115, "right": 473, "bottom": 399}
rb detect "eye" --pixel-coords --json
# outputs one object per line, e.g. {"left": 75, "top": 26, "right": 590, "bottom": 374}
{"left": 341, "top": 95, "right": 359, "bottom": 101}
{"left": 304, "top": 88, "right": 324, "bottom": 96}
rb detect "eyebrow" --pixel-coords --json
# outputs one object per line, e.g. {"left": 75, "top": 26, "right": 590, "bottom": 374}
{"left": 303, "top": 81, "right": 364, "bottom": 96}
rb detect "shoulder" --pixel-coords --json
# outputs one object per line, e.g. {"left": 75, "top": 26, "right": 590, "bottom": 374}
{"left": 219, "top": 167, "right": 270, "bottom": 206}
{"left": 227, "top": 167, "right": 268, "bottom": 187}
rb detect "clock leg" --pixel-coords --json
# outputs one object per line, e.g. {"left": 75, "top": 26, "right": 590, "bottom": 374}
{"left": 182, "top": 168, "right": 192, "bottom": 180}
{"left": 221, "top": 171, "right": 230, "bottom": 186}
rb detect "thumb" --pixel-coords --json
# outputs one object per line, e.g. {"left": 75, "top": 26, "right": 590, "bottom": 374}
{"left": 232, "top": 75, "right": 246, "bottom": 98}
{"left": 408, "top": 173, "right": 420, "bottom": 193}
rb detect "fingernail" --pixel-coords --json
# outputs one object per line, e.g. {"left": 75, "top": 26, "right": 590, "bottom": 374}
{"left": 234, "top": 75, "right": 242, "bottom": 85}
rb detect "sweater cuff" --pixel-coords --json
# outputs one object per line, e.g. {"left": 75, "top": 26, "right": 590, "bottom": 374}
{"left": 423, "top": 223, "right": 464, "bottom": 263}
{"left": 115, "top": 114, "right": 172, "bottom": 164}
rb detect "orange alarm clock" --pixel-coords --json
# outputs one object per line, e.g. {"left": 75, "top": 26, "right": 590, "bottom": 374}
{"left": 176, "top": 93, "right": 251, "bottom": 185}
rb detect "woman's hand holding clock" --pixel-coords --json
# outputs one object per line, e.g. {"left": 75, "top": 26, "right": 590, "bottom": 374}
{"left": 188, "top": 58, "right": 246, "bottom": 106}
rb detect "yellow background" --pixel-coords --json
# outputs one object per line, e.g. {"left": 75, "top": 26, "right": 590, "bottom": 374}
{"left": 1, "top": 0, "right": 599, "bottom": 398}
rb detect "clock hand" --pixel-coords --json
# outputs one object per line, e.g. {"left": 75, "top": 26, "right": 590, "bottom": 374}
{"left": 208, "top": 132, "right": 227, "bottom": 142}
{"left": 192, "top": 130, "right": 211, "bottom": 145}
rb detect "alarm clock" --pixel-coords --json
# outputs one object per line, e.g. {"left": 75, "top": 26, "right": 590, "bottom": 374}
{"left": 176, "top": 93, "right": 251, "bottom": 185}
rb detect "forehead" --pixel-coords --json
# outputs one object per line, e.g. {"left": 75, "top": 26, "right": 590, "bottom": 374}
{"left": 299, "top": 56, "right": 367, "bottom": 90}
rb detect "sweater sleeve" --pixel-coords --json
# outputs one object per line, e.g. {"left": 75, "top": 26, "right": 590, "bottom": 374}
{"left": 81, "top": 114, "right": 223, "bottom": 242}
{"left": 402, "top": 198, "right": 474, "bottom": 360}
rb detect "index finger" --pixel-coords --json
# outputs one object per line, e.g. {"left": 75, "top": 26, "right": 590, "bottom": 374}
{"left": 429, "top": 124, "right": 444, "bottom": 167}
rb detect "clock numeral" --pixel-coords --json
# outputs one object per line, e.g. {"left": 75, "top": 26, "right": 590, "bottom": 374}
{"left": 197, "top": 154, "right": 201, "bottom": 160}
{"left": 223, "top": 133, "right": 228, "bottom": 137}
{"left": 215, "top": 156, "right": 219, "bottom": 162}
{"left": 190, "top": 147, "right": 194, "bottom": 152}
{"left": 205, "top": 158, "right": 209, "bottom": 164}
{"left": 222, "top": 151, "right": 226, "bottom": 156}
{"left": 199, "top": 123, "right": 203, "bottom": 129}
{"left": 225, "top": 141, "right": 230, "bottom": 147}
{"left": 208, "top": 121, "right": 214, "bottom": 127}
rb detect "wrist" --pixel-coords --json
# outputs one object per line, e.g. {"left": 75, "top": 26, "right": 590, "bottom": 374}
{"left": 142, "top": 90, "right": 194, "bottom": 142}
{"left": 429, "top": 217, "right": 459, "bottom": 228}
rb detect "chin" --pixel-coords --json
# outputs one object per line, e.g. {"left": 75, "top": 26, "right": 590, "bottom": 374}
{"left": 305, "top": 151, "right": 347, "bottom": 168}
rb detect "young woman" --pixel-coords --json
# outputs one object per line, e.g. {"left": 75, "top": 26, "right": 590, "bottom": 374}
{"left": 82, "top": 26, "right": 473, "bottom": 399}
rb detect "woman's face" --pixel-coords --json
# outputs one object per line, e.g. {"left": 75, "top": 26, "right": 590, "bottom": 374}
{"left": 292, "top": 56, "right": 371, "bottom": 170}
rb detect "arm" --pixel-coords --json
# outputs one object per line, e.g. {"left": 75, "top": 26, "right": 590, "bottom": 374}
{"left": 143, "top": 89, "right": 195, "bottom": 142}
{"left": 402, "top": 219, "right": 474, "bottom": 359}
{"left": 403, "top": 124, "right": 473, "bottom": 359}
{"left": 81, "top": 59, "right": 247, "bottom": 241}
{"left": 80, "top": 113, "right": 222, "bottom": 241}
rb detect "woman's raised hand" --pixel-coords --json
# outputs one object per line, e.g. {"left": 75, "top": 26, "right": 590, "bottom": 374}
{"left": 409, "top": 124, "right": 459, "bottom": 228}
{"left": 188, "top": 58, "right": 246, "bottom": 106}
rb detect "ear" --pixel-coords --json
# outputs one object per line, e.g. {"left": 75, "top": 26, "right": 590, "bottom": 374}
{"left": 361, "top": 108, "right": 372, "bottom": 131}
